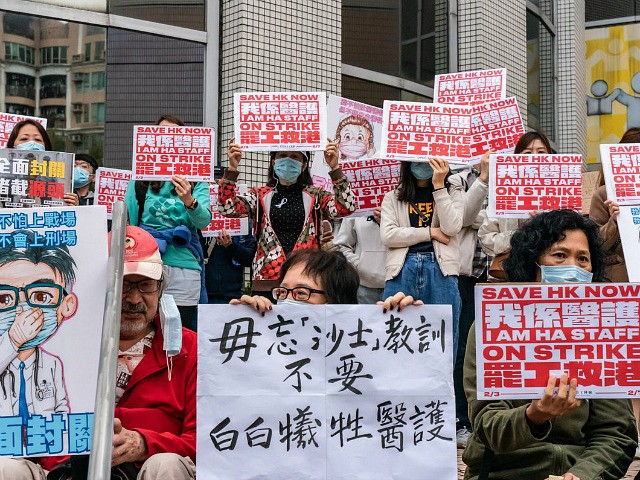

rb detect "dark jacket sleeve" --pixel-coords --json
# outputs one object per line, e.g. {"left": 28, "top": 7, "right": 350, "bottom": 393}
{"left": 226, "top": 233, "right": 256, "bottom": 267}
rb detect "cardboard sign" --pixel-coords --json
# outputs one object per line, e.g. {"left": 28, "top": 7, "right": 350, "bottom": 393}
{"left": 234, "top": 92, "right": 327, "bottom": 151}
{"left": 201, "top": 183, "right": 249, "bottom": 237}
{"left": 310, "top": 96, "right": 400, "bottom": 216}
{"left": 618, "top": 206, "right": 640, "bottom": 282}
{"left": 600, "top": 143, "right": 640, "bottom": 205}
{"left": 476, "top": 283, "right": 640, "bottom": 399}
{"left": 433, "top": 68, "right": 507, "bottom": 105}
{"left": 132, "top": 125, "right": 215, "bottom": 181}
{"left": 198, "top": 304, "right": 457, "bottom": 480}
{"left": 94, "top": 168, "right": 131, "bottom": 219}
{"left": 581, "top": 171, "right": 601, "bottom": 214}
{"left": 380, "top": 98, "right": 524, "bottom": 164}
{"left": 489, "top": 154, "right": 583, "bottom": 218}
{"left": 0, "top": 206, "right": 108, "bottom": 457}
{"left": 0, "top": 149, "right": 73, "bottom": 208}
{"left": 0, "top": 113, "right": 47, "bottom": 148}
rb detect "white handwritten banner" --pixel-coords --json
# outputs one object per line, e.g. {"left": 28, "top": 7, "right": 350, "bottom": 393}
{"left": 488, "top": 154, "right": 583, "bottom": 218}
{"left": 600, "top": 143, "right": 640, "bottom": 205}
{"left": 380, "top": 98, "right": 524, "bottom": 164}
{"left": 618, "top": 206, "right": 640, "bottom": 282}
{"left": 433, "top": 68, "right": 507, "bottom": 105}
{"left": 476, "top": 283, "right": 640, "bottom": 399}
{"left": 197, "top": 304, "right": 456, "bottom": 480}
{"left": 94, "top": 168, "right": 131, "bottom": 219}
{"left": 201, "top": 184, "right": 249, "bottom": 238}
{"left": 131, "top": 125, "right": 215, "bottom": 181}
{"left": 0, "top": 113, "right": 47, "bottom": 148}
{"left": 234, "top": 92, "right": 327, "bottom": 151}
{"left": 0, "top": 206, "right": 107, "bottom": 457}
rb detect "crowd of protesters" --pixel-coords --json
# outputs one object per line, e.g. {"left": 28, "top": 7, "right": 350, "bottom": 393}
{"left": 0, "top": 115, "right": 639, "bottom": 480}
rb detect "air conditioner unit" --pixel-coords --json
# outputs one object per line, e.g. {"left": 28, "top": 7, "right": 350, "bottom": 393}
{"left": 70, "top": 134, "right": 82, "bottom": 143}
{"left": 72, "top": 54, "right": 82, "bottom": 63}
{"left": 72, "top": 73, "right": 83, "bottom": 82}
{"left": 72, "top": 103, "right": 83, "bottom": 113}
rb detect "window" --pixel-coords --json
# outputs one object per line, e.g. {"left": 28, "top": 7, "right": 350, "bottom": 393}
{"left": 5, "top": 104, "right": 34, "bottom": 116}
{"left": 95, "top": 41, "right": 105, "bottom": 60}
{"left": 85, "top": 42, "right": 92, "bottom": 61}
{"left": 91, "top": 71, "right": 106, "bottom": 90}
{"left": 40, "top": 106, "right": 66, "bottom": 128}
{"left": 40, "top": 75, "right": 66, "bottom": 99}
{"left": 40, "top": 46, "right": 68, "bottom": 65}
{"left": 4, "top": 42, "right": 35, "bottom": 64}
{"left": 91, "top": 103, "right": 105, "bottom": 123}
{"left": 6, "top": 73, "right": 35, "bottom": 99}
{"left": 401, "top": 0, "right": 436, "bottom": 86}
{"left": 527, "top": 7, "right": 555, "bottom": 140}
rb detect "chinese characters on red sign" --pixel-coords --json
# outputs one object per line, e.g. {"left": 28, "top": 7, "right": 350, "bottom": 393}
{"left": 0, "top": 113, "right": 47, "bottom": 148}
{"left": 94, "top": 168, "right": 132, "bottom": 219}
{"left": 433, "top": 68, "right": 507, "bottom": 106}
{"left": 201, "top": 183, "right": 249, "bottom": 237}
{"left": 600, "top": 143, "right": 640, "bottom": 205}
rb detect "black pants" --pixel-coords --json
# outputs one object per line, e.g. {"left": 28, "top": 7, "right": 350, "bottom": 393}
{"left": 454, "top": 270, "right": 486, "bottom": 429}
{"left": 48, "top": 456, "right": 138, "bottom": 480}
{"left": 177, "top": 305, "right": 197, "bottom": 332}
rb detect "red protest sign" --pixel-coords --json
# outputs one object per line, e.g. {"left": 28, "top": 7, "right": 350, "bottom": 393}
{"left": 489, "top": 154, "right": 583, "bottom": 218}
{"left": 0, "top": 113, "right": 47, "bottom": 148}
{"left": 476, "top": 283, "right": 640, "bottom": 398}
{"left": 201, "top": 183, "right": 249, "bottom": 237}
{"left": 233, "top": 92, "right": 327, "bottom": 151}
{"left": 342, "top": 159, "right": 400, "bottom": 212}
{"left": 131, "top": 125, "right": 215, "bottom": 181}
{"left": 434, "top": 68, "right": 506, "bottom": 105}
{"left": 95, "top": 168, "right": 132, "bottom": 219}
{"left": 600, "top": 143, "right": 640, "bottom": 205}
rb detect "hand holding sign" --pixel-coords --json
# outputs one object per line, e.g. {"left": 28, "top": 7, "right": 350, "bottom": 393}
{"left": 525, "top": 374, "right": 581, "bottom": 426}
{"left": 430, "top": 157, "right": 449, "bottom": 189}
{"left": 227, "top": 138, "right": 242, "bottom": 172}
{"left": 604, "top": 199, "right": 620, "bottom": 221}
{"left": 478, "top": 151, "right": 491, "bottom": 184}
{"left": 324, "top": 138, "right": 339, "bottom": 171}
{"left": 171, "top": 175, "right": 194, "bottom": 206}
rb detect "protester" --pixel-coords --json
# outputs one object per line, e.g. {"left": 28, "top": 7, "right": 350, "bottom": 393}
{"left": 478, "top": 131, "right": 552, "bottom": 277}
{"left": 124, "top": 115, "right": 212, "bottom": 330}
{"left": 218, "top": 139, "right": 356, "bottom": 298}
{"left": 447, "top": 152, "right": 491, "bottom": 447}
{"left": 7, "top": 119, "right": 79, "bottom": 206}
{"left": 380, "top": 157, "right": 463, "bottom": 355}
{"left": 73, "top": 153, "right": 99, "bottom": 205}
{"left": 463, "top": 209, "right": 637, "bottom": 480}
{"left": 333, "top": 206, "right": 386, "bottom": 303}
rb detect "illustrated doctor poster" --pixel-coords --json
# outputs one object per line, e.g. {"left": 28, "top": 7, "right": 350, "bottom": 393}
{"left": 0, "top": 205, "right": 108, "bottom": 457}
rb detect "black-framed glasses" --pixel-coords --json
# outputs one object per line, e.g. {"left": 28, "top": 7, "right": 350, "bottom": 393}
{"left": 0, "top": 283, "right": 67, "bottom": 311}
{"left": 122, "top": 279, "right": 162, "bottom": 294}
{"left": 272, "top": 286, "right": 325, "bottom": 301}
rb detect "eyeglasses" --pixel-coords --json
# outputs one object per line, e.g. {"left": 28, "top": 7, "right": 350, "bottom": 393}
{"left": 0, "top": 283, "right": 67, "bottom": 311}
{"left": 271, "top": 286, "right": 325, "bottom": 301}
{"left": 122, "top": 279, "right": 161, "bottom": 294}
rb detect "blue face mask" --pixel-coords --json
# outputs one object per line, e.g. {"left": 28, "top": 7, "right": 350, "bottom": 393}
{"left": 410, "top": 162, "right": 433, "bottom": 180}
{"left": 273, "top": 157, "right": 303, "bottom": 183}
{"left": 16, "top": 141, "right": 45, "bottom": 151}
{"left": 0, "top": 303, "right": 60, "bottom": 350}
{"left": 539, "top": 265, "right": 593, "bottom": 283}
{"left": 73, "top": 167, "right": 90, "bottom": 189}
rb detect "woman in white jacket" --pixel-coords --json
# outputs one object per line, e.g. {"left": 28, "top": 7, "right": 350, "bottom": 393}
{"left": 380, "top": 158, "right": 464, "bottom": 355}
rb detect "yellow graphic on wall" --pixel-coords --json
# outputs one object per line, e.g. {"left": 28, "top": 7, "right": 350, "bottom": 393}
{"left": 586, "top": 24, "right": 640, "bottom": 164}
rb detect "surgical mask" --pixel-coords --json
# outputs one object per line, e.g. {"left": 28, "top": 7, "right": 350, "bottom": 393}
{"left": 159, "top": 293, "right": 182, "bottom": 358}
{"left": 15, "top": 141, "right": 45, "bottom": 151}
{"left": 539, "top": 264, "right": 593, "bottom": 283}
{"left": 339, "top": 141, "right": 367, "bottom": 159}
{"left": 273, "top": 157, "right": 303, "bottom": 183}
{"left": 410, "top": 162, "right": 433, "bottom": 180}
{"left": 0, "top": 303, "right": 60, "bottom": 351}
{"left": 277, "top": 298, "right": 308, "bottom": 307}
{"left": 73, "top": 167, "right": 90, "bottom": 189}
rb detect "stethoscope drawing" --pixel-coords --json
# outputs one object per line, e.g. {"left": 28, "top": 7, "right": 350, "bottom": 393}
{"left": 0, "top": 349, "right": 48, "bottom": 401}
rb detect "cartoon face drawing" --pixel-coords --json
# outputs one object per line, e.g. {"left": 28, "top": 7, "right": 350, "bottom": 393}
{"left": 335, "top": 115, "right": 376, "bottom": 161}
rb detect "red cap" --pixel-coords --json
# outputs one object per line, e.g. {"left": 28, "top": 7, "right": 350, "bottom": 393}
{"left": 118, "top": 226, "right": 163, "bottom": 280}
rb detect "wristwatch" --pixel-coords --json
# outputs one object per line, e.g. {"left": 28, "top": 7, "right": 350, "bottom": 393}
{"left": 186, "top": 198, "right": 198, "bottom": 211}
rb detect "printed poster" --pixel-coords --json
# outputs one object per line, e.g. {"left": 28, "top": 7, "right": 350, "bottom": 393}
{"left": 0, "top": 113, "right": 47, "bottom": 148}
{"left": 201, "top": 183, "right": 249, "bottom": 237}
{"left": 433, "top": 68, "right": 507, "bottom": 105}
{"left": 380, "top": 98, "right": 524, "bottom": 164}
{"left": 488, "top": 154, "right": 583, "bottom": 218}
{"left": 0, "top": 149, "right": 73, "bottom": 208}
{"left": 132, "top": 125, "right": 215, "bottom": 182}
{"left": 600, "top": 143, "right": 640, "bottom": 206}
{"left": 234, "top": 92, "right": 327, "bottom": 151}
{"left": 310, "top": 96, "right": 400, "bottom": 216}
{"left": 618, "top": 206, "right": 640, "bottom": 282}
{"left": 94, "top": 168, "right": 132, "bottom": 219}
{"left": 476, "top": 283, "right": 640, "bottom": 399}
{"left": 0, "top": 205, "right": 108, "bottom": 457}
{"left": 197, "top": 304, "right": 457, "bottom": 480}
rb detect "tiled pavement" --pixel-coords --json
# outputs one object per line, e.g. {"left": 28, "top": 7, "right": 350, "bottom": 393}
{"left": 457, "top": 447, "right": 640, "bottom": 479}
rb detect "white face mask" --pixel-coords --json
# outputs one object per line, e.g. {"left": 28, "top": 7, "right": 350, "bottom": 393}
{"left": 277, "top": 298, "right": 307, "bottom": 307}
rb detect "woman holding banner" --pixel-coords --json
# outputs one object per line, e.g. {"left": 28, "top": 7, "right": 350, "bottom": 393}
{"left": 218, "top": 139, "right": 356, "bottom": 297}
{"left": 463, "top": 209, "right": 637, "bottom": 480}
{"left": 380, "top": 157, "right": 464, "bottom": 356}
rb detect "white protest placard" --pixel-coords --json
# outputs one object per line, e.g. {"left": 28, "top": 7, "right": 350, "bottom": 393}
{"left": 475, "top": 283, "right": 640, "bottom": 399}
{"left": 201, "top": 183, "right": 249, "bottom": 237}
{"left": 0, "top": 205, "right": 108, "bottom": 457}
{"left": 380, "top": 97, "right": 524, "bottom": 164}
{"left": 0, "top": 149, "right": 74, "bottom": 208}
{"left": 488, "top": 154, "right": 583, "bottom": 218}
{"left": 618, "top": 206, "right": 640, "bottom": 282}
{"left": 131, "top": 125, "right": 215, "bottom": 181}
{"left": 233, "top": 92, "right": 327, "bottom": 151}
{"left": 433, "top": 68, "right": 507, "bottom": 105}
{"left": 0, "top": 113, "right": 47, "bottom": 148}
{"left": 197, "top": 304, "right": 457, "bottom": 480}
{"left": 94, "top": 167, "right": 131, "bottom": 219}
{"left": 310, "top": 96, "right": 400, "bottom": 216}
{"left": 600, "top": 143, "right": 640, "bottom": 205}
